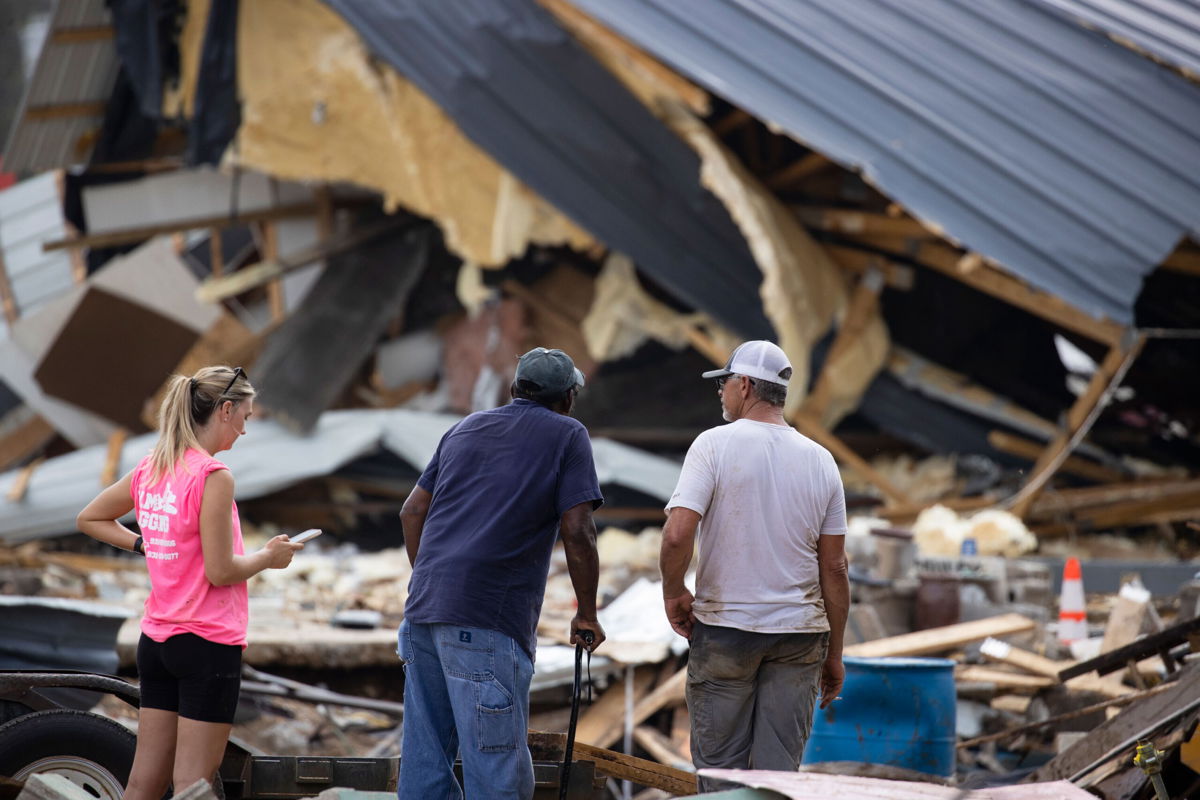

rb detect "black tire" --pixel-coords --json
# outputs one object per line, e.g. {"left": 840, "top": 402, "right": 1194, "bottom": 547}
{"left": 0, "top": 709, "right": 135, "bottom": 800}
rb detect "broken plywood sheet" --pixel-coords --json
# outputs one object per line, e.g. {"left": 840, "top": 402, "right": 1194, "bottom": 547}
{"left": 659, "top": 100, "right": 888, "bottom": 423}
{"left": 233, "top": 0, "right": 592, "bottom": 267}
{"left": 253, "top": 226, "right": 431, "bottom": 432}
{"left": 700, "top": 769, "right": 1095, "bottom": 799}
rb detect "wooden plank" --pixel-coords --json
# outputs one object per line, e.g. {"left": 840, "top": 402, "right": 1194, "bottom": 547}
{"left": 41, "top": 202, "right": 318, "bottom": 253}
{"left": 536, "top": 0, "right": 709, "bottom": 115}
{"left": 197, "top": 219, "right": 403, "bottom": 303}
{"left": 100, "top": 429, "right": 128, "bottom": 487}
{"left": 575, "top": 664, "right": 657, "bottom": 748}
{"left": 24, "top": 102, "right": 107, "bottom": 121}
{"left": 6, "top": 457, "right": 45, "bottom": 502}
{"left": 632, "top": 666, "right": 687, "bottom": 725}
{"left": 823, "top": 244, "right": 914, "bottom": 290}
{"left": 795, "top": 206, "right": 934, "bottom": 239}
{"left": 766, "top": 153, "right": 830, "bottom": 189}
{"left": 632, "top": 725, "right": 692, "bottom": 770}
{"left": 0, "top": 413, "right": 56, "bottom": 473}
{"left": 956, "top": 666, "right": 1055, "bottom": 692}
{"left": 208, "top": 227, "right": 224, "bottom": 279}
{"left": 712, "top": 109, "right": 752, "bottom": 136}
{"left": 981, "top": 637, "right": 1130, "bottom": 698}
{"left": 843, "top": 237, "right": 1125, "bottom": 346}
{"left": 986, "top": 430, "right": 1124, "bottom": 484}
{"left": 0, "top": 243, "right": 18, "bottom": 324}
{"left": 260, "top": 222, "right": 285, "bottom": 322}
{"left": 49, "top": 25, "right": 114, "bottom": 44}
{"left": 802, "top": 269, "right": 884, "bottom": 420}
{"left": 845, "top": 613, "right": 1037, "bottom": 658}
{"left": 1161, "top": 245, "right": 1200, "bottom": 276}
{"left": 572, "top": 741, "right": 697, "bottom": 796}
{"left": 1009, "top": 334, "right": 1145, "bottom": 519}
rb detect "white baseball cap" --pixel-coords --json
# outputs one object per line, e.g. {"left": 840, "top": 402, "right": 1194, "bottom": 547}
{"left": 702, "top": 340, "right": 792, "bottom": 387}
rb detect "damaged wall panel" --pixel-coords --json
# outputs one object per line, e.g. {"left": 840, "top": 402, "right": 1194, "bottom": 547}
{"left": 252, "top": 224, "right": 432, "bottom": 432}
{"left": 232, "top": 0, "right": 591, "bottom": 268}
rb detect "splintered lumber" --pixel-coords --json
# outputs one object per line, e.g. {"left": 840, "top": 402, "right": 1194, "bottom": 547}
{"left": 980, "top": 638, "right": 1130, "bottom": 698}
{"left": 986, "top": 430, "right": 1124, "bottom": 484}
{"left": 0, "top": 412, "right": 55, "bottom": 473}
{"left": 1029, "top": 663, "right": 1200, "bottom": 783}
{"left": 572, "top": 741, "right": 697, "bottom": 796}
{"left": 527, "top": 732, "right": 697, "bottom": 796}
{"left": 1010, "top": 334, "right": 1145, "bottom": 518}
{"left": 575, "top": 665, "right": 657, "bottom": 748}
{"left": 632, "top": 725, "right": 692, "bottom": 771}
{"left": 844, "top": 614, "right": 1036, "bottom": 658}
{"left": 956, "top": 666, "right": 1055, "bottom": 692}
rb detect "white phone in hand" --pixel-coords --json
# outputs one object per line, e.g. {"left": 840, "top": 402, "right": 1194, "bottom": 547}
{"left": 290, "top": 528, "right": 322, "bottom": 544}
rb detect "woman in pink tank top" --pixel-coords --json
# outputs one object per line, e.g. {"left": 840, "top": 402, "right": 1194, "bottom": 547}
{"left": 78, "top": 366, "right": 304, "bottom": 800}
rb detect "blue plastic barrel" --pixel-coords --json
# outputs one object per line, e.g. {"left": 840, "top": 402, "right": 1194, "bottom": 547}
{"left": 802, "top": 656, "right": 956, "bottom": 776}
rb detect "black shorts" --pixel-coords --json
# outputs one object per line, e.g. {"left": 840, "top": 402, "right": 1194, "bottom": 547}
{"left": 136, "top": 632, "right": 242, "bottom": 724}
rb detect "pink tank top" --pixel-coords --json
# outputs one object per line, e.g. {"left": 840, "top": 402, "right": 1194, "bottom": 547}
{"left": 130, "top": 447, "right": 248, "bottom": 647}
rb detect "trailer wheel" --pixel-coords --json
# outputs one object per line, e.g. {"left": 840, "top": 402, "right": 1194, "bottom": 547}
{"left": 0, "top": 710, "right": 134, "bottom": 800}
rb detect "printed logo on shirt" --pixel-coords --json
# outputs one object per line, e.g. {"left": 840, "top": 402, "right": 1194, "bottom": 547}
{"left": 138, "top": 483, "right": 180, "bottom": 558}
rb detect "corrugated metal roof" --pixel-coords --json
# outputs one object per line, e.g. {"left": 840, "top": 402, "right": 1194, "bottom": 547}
{"left": 569, "top": 0, "right": 1200, "bottom": 326}
{"left": 0, "top": 172, "right": 75, "bottom": 319}
{"left": 323, "top": 0, "right": 774, "bottom": 339}
{"left": 3, "top": 0, "right": 117, "bottom": 175}
{"left": 1033, "top": 0, "right": 1200, "bottom": 82}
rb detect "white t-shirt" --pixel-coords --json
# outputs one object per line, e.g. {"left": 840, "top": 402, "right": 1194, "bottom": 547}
{"left": 666, "top": 419, "right": 847, "bottom": 633}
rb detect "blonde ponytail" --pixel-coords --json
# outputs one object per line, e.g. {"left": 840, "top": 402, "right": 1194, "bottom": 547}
{"left": 148, "top": 366, "right": 257, "bottom": 481}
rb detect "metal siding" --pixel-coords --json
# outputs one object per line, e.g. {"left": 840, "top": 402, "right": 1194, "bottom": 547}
{"left": 0, "top": 173, "right": 75, "bottom": 319}
{"left": 3, "top": 0, "right": 117, "bottom": 175}
{"left": 1034, "top": 0, "right": 1200, "bottom": 80}
{"left": 322, "top": 0, "right": 774, "bottom": 339}
{"left": 570, "top": 0, "right": 1200, "bottom": 325}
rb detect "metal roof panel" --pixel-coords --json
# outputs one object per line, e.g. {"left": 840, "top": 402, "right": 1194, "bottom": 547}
{"left": 570, "top": 0, "right": 1200, "bottom": 325}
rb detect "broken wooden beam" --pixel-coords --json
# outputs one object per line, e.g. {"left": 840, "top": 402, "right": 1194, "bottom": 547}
{"left": 1058, "top": 615, "right": 1200, "bottom": 682}
{"left": 1009, "top": 332, "right": 1145, "bottom": 519}
{"left": 987, "top": 430, "right": 1125, "bottom": 484}
{"left": 844, "top": 613, "right": 1037, "bottom": 658}
{"left": 838, "top": 236, "right": 1125, "bottom": 347}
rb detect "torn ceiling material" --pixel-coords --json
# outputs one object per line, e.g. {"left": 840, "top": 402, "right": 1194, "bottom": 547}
{"left": 232, "top": 0, "right": 593, "bottom": 269}
{"left": 0, "top": 408, "right": 685, "bottom": 543}
{"left": 1031, "top": 0, "right": 1200, "bottom": 83}
{"left": 568, "top": 0, "right": 1200, "bottom": 325}
{"left": 320, "top": 0, "right": 773, "bottom": 339}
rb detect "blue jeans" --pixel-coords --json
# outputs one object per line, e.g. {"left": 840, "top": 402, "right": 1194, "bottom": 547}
{"left": 397, "top": 619, "right": 535, "bottom": 799}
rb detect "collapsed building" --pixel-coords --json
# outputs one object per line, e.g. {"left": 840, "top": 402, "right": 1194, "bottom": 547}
{"left": 0, "top": 0, "right": 1199, "bottom": 797}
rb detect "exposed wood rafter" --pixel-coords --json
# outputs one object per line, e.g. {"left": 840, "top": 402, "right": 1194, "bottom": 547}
{"left": 41, "top": 203, "right": 318, "bottom": 253}
{"left": 1009, "top": 332, "right": 1147, "bottom": 518}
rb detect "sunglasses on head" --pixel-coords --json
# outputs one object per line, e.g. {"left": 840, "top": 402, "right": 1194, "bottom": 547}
{"left": 221, "top": 366, "right": 247, "bottom": 397}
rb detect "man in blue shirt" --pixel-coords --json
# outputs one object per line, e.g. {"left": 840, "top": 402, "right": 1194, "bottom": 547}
{"left": 397, "top": 347, "right": 605, "bottom": 800}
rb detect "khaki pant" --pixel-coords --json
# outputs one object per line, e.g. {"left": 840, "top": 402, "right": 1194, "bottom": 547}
{"left": 686, "top": 622, "right": 828, "bottom": 793}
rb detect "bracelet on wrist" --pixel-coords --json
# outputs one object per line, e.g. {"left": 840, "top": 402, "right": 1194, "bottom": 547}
{"left": 133, "top": 536, "right": 145, "bottom": 556}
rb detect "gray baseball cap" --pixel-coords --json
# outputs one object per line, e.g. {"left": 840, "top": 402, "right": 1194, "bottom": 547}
{"left": 515, "top": 347, "right": 585, "bottom": 397}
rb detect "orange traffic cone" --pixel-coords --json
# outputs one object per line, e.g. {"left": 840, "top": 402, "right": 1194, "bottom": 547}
{"left": 1058, "top": 557, "right": 1087, "bottom": 644}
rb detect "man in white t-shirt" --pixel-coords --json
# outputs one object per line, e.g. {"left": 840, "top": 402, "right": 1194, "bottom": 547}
{"left": 660, "top": 340, "right": 849, "bottom": 791}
